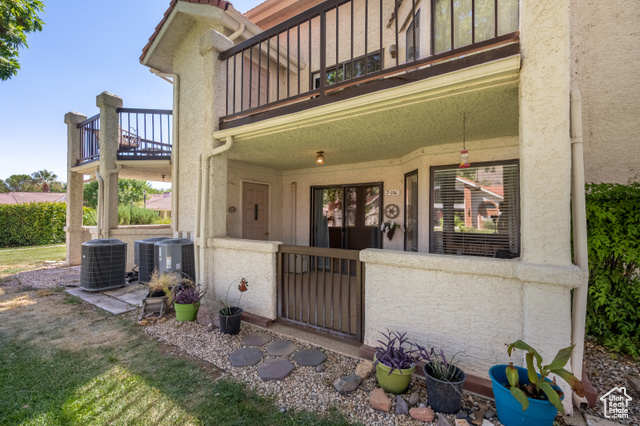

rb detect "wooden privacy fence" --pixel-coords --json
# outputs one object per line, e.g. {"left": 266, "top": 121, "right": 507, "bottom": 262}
{"left": 277, "top": 245, "right": 364, "bottom": 342}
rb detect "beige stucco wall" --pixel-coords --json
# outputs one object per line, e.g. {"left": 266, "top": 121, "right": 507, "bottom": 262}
{"left": 361, "top": 249, "right": 582, "bottom": 377}
{"left": 209, "top": 237, "right": 280, "bottom": 319}
{"left": 570, "top": 0, "right": 640, "bottom": 184}
{"left": 89, "top": 225, "right": 173, "bottom": 271}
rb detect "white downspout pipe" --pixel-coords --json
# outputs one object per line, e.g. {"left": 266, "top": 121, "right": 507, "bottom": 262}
{"left": 195, "top": 136, "right": 234, "bottom": 283}
{"left": 229, "top": 23, "right": 245, "bottom": 41}
{"left": 102, "top": 165, "right": 122, "bottom": 239}
{"left": 150, "top": 69, "right": 180, "bottom": 237}
{"left": 570, "top": 87, "right": 589, "bottom": 387}
{"left": 95, "top": 167, "right": 103, "bottom": 239}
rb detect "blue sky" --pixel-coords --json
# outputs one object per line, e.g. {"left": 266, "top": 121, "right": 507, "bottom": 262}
{"left": 0, "top": 0, "right": 260, "bottom": 187}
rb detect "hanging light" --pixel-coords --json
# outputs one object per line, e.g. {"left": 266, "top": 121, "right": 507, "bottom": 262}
{"left": 459, "top": 115, "right": 470, "bottom": 168}
{"left": 316, "top": 151, "right": 325, "bottom": 165}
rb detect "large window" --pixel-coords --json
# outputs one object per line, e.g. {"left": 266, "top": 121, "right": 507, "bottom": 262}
{"left": 406, "top": 11, "right": 420, "bottom": 62}
{"left": 433, "top": 0, "right": 519, "bottom": 54}
{"left": 430, "top": 161, "right": 519, "bottom": 258}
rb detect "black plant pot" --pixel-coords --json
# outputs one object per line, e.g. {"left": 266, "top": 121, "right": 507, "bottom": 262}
{"left": 423, "top": 362, "right": 467, "bottom": 414}
{"left": 219, "top": 307, "right": 243, "bottom": 335}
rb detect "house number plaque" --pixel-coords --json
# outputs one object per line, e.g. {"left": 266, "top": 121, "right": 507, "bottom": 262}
{"left": 385, "top": 189, "right": 400, "bottom": 196}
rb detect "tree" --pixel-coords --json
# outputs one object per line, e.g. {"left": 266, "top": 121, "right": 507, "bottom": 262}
{"left": 83, "top": 179, "right": 162, "bottom": 209}
{"left": 4, "top": 174, "right": 35, "bottom": 191}
{"left": 0, "top": 0, "right": 45, "bottom": 80}
{"left": 31, "top": 169, "right": 58, "bottom": 192}
{"left": 0, "top": 179, "right": 9, "bottom": 193}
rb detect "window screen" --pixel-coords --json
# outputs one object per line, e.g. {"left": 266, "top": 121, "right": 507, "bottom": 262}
{"left": 430, "top": 162, "right": 519, "bottom": 258}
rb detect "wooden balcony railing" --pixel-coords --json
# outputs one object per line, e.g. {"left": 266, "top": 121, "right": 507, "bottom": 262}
{"left": 220, "top": 0, "right": 519, "bottom": 129}
{"left": 76, "top": 108, "right": 172, "bottom": 165}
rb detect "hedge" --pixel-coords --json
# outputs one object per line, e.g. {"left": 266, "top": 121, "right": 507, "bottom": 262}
{"left": 0, "top": 202, "right": 66, "bottom": 247}
{"left": 585, "top": 181, "right": 640, "bottom": 358}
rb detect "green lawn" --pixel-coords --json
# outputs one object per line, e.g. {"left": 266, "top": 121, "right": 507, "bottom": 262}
{"left": 0, "top": 245, "right": 66, "bottom": 277}
{"left": 0, "top": 274, "right": 351, "bottom": 425}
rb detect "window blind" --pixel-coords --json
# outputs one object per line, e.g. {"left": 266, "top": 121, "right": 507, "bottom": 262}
{"left": 431, "top": 162, "right": 519, "bottom": 258}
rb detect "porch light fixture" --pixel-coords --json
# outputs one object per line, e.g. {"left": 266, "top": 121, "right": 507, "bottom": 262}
{"left": 459, "top": 115, "right": 470, "bottom": 168}
{"left": 316, "top": 151, "right": 325, "bottom": 165}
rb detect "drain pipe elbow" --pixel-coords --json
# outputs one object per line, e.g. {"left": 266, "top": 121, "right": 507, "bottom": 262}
{"left": 229, "top": 23, "right": 246, "bottom": 41}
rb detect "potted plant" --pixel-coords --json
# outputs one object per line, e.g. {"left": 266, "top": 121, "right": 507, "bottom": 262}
{"left": 489, "top": 340, "right": 585, "bottom": 426}
{"left": 380, "top": 220, "right": 403, "bottom": 241}
{"left": 373, "top": 330, "right": 419, "bottom": 394}
{"left": 416, "top": 345, "right": 466, "bottom": 414}
{"left": 174, "top": 282, "right": 205, "bottom": 322}
{"left": 219, "top": 278, "right": 249, "bottom": 335}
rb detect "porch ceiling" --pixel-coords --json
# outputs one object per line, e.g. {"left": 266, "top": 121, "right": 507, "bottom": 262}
{"left": 215, "top": 55, "right": 520, "bottom": 171}
{"left": 71, "top": 160, "right": 172, "bottom": 183}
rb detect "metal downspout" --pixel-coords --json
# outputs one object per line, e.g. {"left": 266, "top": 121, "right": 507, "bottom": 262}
{"left": 570, "top": 87, "right": 589, "bottom": 385}
{"left": 195, "top": 136, "right": 234, "bottom": 283}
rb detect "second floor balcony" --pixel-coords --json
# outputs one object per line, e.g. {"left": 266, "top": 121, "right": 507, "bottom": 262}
{"left": 77, "top": 108, "right": 173, "bottom": 165}
{"left": 219, "top": 0, "right": 519, "bottom": 129}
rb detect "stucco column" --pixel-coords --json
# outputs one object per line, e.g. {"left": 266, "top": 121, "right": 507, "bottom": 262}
{"left": 96, "top": 92, "right": 123, "bottom": 234}
{"left": 518, "top": 0, "right": 572, "bottom": 266}
{"left": 64, "top": 111, "right": 87, "bottom": 265}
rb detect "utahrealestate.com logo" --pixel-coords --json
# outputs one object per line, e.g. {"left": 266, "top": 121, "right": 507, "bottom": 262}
{"left": 601, "top": 387, "right": 632, "bottom": 420}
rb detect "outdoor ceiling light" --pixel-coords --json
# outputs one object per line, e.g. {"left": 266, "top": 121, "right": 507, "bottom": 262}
{"left": 316, "top": 151, "right": 325, "bottom": 165}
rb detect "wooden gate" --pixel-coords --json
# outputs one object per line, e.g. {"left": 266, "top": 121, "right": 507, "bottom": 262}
{"left": 277, "top": 245, "right": 364, "bottom": 342}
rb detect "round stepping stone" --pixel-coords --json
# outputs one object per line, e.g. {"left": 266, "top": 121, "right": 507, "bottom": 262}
{"left": 242, "top": 333, "right": 272, "bottom": 347}
{"left": 266, "top": 340, "right": 296, "bottom": 357}
{"left": 257, "top": 359, "right": 295, "bottom": 381}
{"left": 229, "top": 348, "right": 263, "bottom": 367}
{"left": 292, "top": 349, "right": 326, "bottom": 366}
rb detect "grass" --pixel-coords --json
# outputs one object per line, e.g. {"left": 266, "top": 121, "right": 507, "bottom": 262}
{"left": 0, "top": 245, "right": 66, "bottom": 277}
{"left": 0, "top": 285, "right": 353, "bottom": 425}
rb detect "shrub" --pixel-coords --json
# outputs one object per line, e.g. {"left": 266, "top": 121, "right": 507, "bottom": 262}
{"left": 83, "top": 207, "right": 97, "bottom": 226}
{"left": 0, "top": 202, "right": 66, "bottom": 247}
{"left": 585, "top": 181, "right": 640, "bottom": 358}
{"left": 118, "top": 204, "right": 159, "bottom": 225}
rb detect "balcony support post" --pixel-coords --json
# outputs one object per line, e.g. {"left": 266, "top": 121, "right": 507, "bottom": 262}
{"left": 64, "top": 111, "right": 87, "bottom": 265}
{"left": 96, "top": 92, "right": 123, "bottom": 237}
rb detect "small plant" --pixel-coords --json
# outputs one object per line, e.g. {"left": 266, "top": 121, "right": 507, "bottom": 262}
{"left": 415, "top": 344, "right": 462, "bottom": 382}
{"left": 147, "top": 270, "right": 181, "bottom": 294}
{"left": 174, "top": 284, "right": 205, "bottom": 305}
{"left": 220, "top": 278, "right": 249, "bottom": 316}
{"left": 505, "top": 340, "right": 585, "bottom": 413}
{"left": 374, "top": 330, "right": 419, "bottom": 374}
{"left": 380, "top": 220, "right": 403, "bottom": 236}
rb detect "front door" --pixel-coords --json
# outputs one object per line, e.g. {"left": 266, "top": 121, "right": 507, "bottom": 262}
{"left": 243, "top": 182, "right": 269, "bottom": 240}
{"left": 311, "top": 184, "right": 382, "bottom": 250}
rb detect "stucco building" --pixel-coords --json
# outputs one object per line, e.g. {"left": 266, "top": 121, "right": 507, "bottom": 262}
{"left": 65, "top": 0, "right": 639, "bottom": 408}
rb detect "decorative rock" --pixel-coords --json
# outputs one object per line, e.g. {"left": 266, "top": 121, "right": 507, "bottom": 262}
{"left": 229, "top": 348, "right": 263, "bottom": 367}
{"left": 158, "top": 317, "right": 167, "bottom": 323}
{"left": 334, "top": 374, "right": 362, "bottom": 394}
{"left": 627, "top": 375, "right": 640, "bottom": 393}
{"left": 257, "top": 359, "right": 295, "bottom": 381}
{"left": 481, "top": 420, "right": 494, "bottom": 426}
{"left": 355, "top": 360, "right": 375, "bottom": 379}
{"left": 395, "top": 395, "right": 409, "bottom": 415}
{"left": 455, "top": 420, "right": 470, "bottom": 426}
{"left": 293, "top": 349, "right": 326, "bottom": 366}
{"left": 471, "top": 411, "right": 485, "bottom": 425}
{"left": 243, "top": 333, "right": 272, "bottom": 347}
{"left": 436, "top": 415, "right": 453, "bottom": 426}
{"left": 279, "top": 407, "right": 287, "bottom": 414}
{"left": 484, "top": 410, "right": 496, "bottom": 419}
{"left": 419, "top": 403, "right": 426, "bottom": 408}
{"left": 409, "top": 407, "right": 435, "bottom": 422}
{"left": 266, "top": 340, "right": 297, "bottom": 357}
{"left": 370, "top": 388, "right": 392, "bottom": 412}
{"left": 316, "top": 365, "right": 326, "bottom": 372}
{"left": 455, "top": 411, "right": 469, "bottom": 419}
{"left": 408, "top": 392, "right": 420, "bottom": 406}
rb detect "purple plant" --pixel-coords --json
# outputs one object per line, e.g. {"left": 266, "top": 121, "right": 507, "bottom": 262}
{"left": 174, "top": 285, "right": 205, "bottom": 305}
{"left": 374, "top": 330, "right": 419, "bottom": 375}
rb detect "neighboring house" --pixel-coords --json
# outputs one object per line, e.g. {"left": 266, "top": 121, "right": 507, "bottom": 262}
{"left": 145, "top": 193, "right": 172, "bottom": 218}
{"left": 65, "top": 0, "right": 639, "bottom": 408}
{"left": 0, "top": 192, "right": 67, "bottom": 205}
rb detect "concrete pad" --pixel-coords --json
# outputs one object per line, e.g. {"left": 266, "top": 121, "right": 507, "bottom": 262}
{"left": 66, "top": 288, "right": 137, "bottom": 314}
{"left": 584, "top": 415, "right": 620, "bottom": 426}
{"left": 103, "top": 284, "right": 148, "bottom": 307}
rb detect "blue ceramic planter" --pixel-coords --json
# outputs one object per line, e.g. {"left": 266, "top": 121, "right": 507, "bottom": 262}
{"left": 489, "top": 365, "right": 562, "bottom": 426}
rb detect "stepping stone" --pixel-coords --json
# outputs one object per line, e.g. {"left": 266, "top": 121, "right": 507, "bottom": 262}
{"left": 243, "top": 333, "right": 271, "bottom": 347}
{"left": 292, "top": 349, "right": 326, "bottom": 366}
{"left": 229, "top": 348, "right": 263, "bottom": 367}
{"left": 257, "top": 359, "right": 295, "bottom": 381}
{"left": 266, "top": 340, "right": 296, "bottom": 357}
